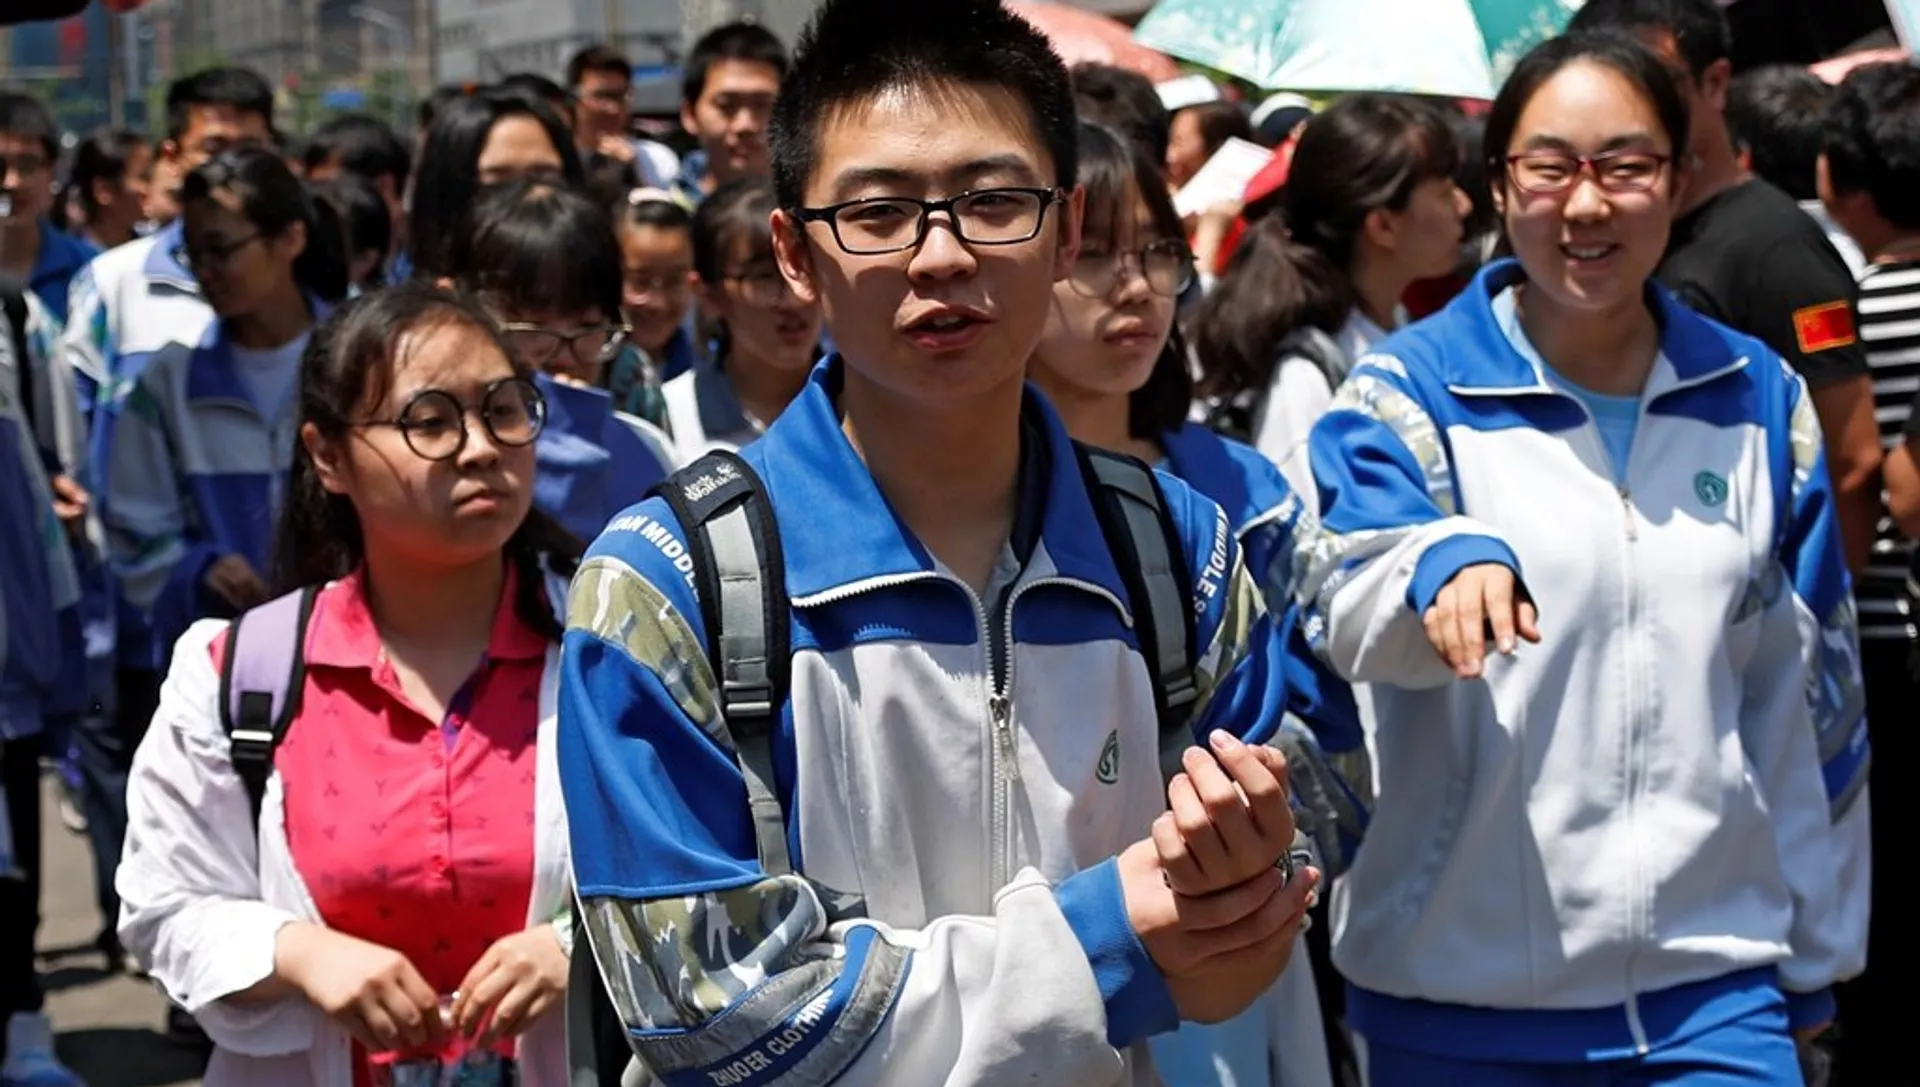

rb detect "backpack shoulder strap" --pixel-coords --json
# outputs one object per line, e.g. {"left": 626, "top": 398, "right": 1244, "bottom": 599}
{"left": 1285, "top": 325, "right": 1353, "bottom": 389}
{"left": 1074, "top": 444, "right": 1199, "bottom": 782}
{"left": 650, "top": 450, "right": 794, "bottom": 877}
{"left": 218, "top": 586, "right": 320, "bottom": 824}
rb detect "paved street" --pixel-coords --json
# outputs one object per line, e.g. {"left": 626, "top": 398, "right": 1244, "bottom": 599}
{"left": 34, "top": 776, "right": 206, "bottom": 1087}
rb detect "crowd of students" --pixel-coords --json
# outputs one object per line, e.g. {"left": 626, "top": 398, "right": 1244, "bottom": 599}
{"left": 0, "top": 0, "right": 1913, "bottom": 1084}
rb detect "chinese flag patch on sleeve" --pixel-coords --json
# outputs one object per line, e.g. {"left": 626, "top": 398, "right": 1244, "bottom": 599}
{"left": 1793, "top": 301, "right": 1858, "bottom": 354}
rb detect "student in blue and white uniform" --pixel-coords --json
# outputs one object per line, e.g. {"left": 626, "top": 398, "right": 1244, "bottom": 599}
{"left": 1028, "top": 119, "right": 1354, "bottom": 1087}
{"left": 1301, "top": 32, "right": 1869, "bottom": 1084}
{"left": 663, "top": 176, "right": 823, "bottom": 459}
{"left": 101, "top": 147, "right": 346, "bottom": 671}
{"left": 446, "top": 178, "right": 678, "bottom": 544}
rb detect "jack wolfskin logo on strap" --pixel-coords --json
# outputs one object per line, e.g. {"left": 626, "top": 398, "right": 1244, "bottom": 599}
{"left": 1096, "top": 730, "right": 1120, "bottom": 784}
{"left": 1693, "top": 470, "right": 1729, "bottom": 508}
{"left": 681, "top": 458, "right": 741, "bottom": 503}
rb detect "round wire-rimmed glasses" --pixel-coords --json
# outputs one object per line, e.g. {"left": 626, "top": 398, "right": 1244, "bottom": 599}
{"left": 359, "top": 377, "right": 548, "bottom": 462}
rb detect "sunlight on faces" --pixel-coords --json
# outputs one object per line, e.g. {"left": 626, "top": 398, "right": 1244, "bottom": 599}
{"left": 169, "top": 104, "right": 272, "bottom": 179}
{"left": 182, "top": 188, "right": 306, "bottom": 321}
{"left": 306, "top": 319, "right": 537, "bottom": 572}
{"left": 618, "top": 222, "right": 696, "bottom": 354}
{"left": 770, "top": 79, "right": 1084, "bottom": 409}
{"left": 477, "top": 116, "right": 565, "bottom": 186}
{"left": 1033, "top": 177, "right": 1175, "bottom": 402}
{"left": 1495, "top": 60, "right": 1682, "bottom": 318}
{"left": 698, "top": 232, "right": 822, "bottom": 376}
{"left": 1377, "top": 175, "right": 1471, "bottom": 281}
{"left": 683, "top": 59, "right": 781, "bottom": 183}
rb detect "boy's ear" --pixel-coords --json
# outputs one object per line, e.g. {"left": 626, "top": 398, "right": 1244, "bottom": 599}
{"left": 1052, "top": 186, "right": 1086, "bottom": 283}
{"left": 772, "top": 208, "right": 820, "bottom": 305}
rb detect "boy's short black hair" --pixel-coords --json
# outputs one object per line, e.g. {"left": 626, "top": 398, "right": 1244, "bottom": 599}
{"left": 683, "top": 20, "right": 791, "bottom": 106}
{"left": 1070, "top": 62, "right": 1170, "bottom": 168}
{"left": 0, "top": 91, "right": 59, "bottom": 161}
{"left": 1726, "top": 65, "right": 1832, "bottom": 202}
{"left": 304, "top": 113, "right": 412, "bottom": 189}
{"left": 770, "top": 0, "right": 1077, "bottom": 210}
{"left": 1822, "top": 62, "right": 1920, "bottom": 231}
{"left": 166, "top": 66, "right": 275, "bottom": 142}
{"left": 568, "top": 44, "right": 634, "bottom": 90}
{"left": 1566, "top": 0, "right": 1732, "bottom": 78}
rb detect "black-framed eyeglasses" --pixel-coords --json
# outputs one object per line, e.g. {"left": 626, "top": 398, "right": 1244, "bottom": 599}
{"left": 498, "top": 322, "right": 631, "bottom": 370}
{"left": 1504, "top": 151, "right": 1671, "bottom": 196}
{"left": 720, "top": 269, "right": 794, "bottom": 307}
{"left": 1070, "top": 239, "right": 1195, "bottom": 299}
{"left": 359, "top": 377, "right": 547, "bottom": 462}
{"left": 796, "top": 186, "right": 1066, "bottom": 256}
{"left": 174, "top": 232, "right": 261, "bottom": 272}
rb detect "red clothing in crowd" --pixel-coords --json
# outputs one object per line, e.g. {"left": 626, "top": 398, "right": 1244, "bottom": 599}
{"left": 210, "top": 569, "right": 546, "bottom": 1084}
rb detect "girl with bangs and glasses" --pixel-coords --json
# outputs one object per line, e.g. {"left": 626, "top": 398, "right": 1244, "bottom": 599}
{"left": 1300, "top": 32, "right": 1868, "bottom": 1084}
{"left": 101, "top": 146, "right": 349, "bottom": 671}
{"left": 663, "top": 175, "right": 823, "bottom": 458}
{"left": 445, "top": 178, "right": 678, "bottom": 546}
{"left": 1190, "top": 93, "right": 1470, "bottom": 512}
{"left": 119, "top": 284, "right": 584, "bottom": 1087}
{"left": 1026, "top": 120, "right": 1356, "bottom": 1087}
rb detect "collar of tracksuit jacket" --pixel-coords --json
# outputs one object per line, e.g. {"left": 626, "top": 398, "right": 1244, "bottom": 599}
{"left": 1418, "top": 258, "right": 1749, "bottom": 399}
{"left": 757, "top": 359, "right": 1127, "bottom": 609}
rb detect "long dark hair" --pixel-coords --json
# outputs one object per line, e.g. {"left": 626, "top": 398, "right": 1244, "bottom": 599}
{"left": 407, "top": 90, "right": 583, "bottom": 279}
{"left": 447, "top": 178, "right": 624, "bottom": 321}
{"left": 182, "top": 147, "right": 350, "bottom": 303}
{"left": 690, "top": 176, "right": 779, "bottom": 363}
{"left": 1070, "top": 121, "right": 1194, "bottom": 440}
{"left": 1191, "top": 93, "right": 1458, "bottom": 401}
{"left": 273, "top": 283, "right": 583, "bottom": 641}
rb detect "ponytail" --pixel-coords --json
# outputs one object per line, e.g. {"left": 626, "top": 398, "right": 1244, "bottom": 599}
{"left": 1191, "top": 216, "right": 1354, "bottom": 401}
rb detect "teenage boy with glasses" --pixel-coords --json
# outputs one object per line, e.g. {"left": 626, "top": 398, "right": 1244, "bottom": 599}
{"left": 559, "top": 1, "right": 1326, "bottom": 1084}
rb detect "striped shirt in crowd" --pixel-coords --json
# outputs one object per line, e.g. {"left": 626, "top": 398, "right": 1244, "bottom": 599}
{"left": 1858, "top": 258, "right": 1920, "bottom": 642}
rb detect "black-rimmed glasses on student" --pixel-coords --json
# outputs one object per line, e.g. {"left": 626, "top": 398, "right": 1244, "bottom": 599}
{"left": 795, "top": 187, "right": 1066, "bottom": 256}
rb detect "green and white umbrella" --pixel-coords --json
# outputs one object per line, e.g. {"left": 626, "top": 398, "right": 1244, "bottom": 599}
{"left": 1134, "top": 0, "right": 1586, "bottom": 100}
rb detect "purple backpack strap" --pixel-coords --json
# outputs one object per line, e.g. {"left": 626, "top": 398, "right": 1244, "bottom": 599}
{"left": 217, "top": 586, "right": 320, "bottom": 824}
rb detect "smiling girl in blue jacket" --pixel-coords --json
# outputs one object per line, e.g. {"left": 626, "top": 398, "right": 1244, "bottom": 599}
{"left": 1300, "top": 32, "right": 1868, "bottom": 1085}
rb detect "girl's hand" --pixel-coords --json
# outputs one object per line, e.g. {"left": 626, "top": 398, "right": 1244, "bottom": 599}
{"left": 1423, "top": 563, "right": 1541, "bottom": 678}
{"left": 275, "top": 922, "right": 445, "bottom": 1053}
{"left": 450, "top": 924, "right": 570, "bottom": 1047}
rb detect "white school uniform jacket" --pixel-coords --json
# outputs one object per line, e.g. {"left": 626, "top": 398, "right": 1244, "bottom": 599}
{"left": 115, "top": 614, "right": 574, "bottom": 1087}
{"left": 562, "top": 361, "right": 1314, "bottom": 1087}
{"left": 1300, "top": 261, "right": 1870, "bottom": 1058}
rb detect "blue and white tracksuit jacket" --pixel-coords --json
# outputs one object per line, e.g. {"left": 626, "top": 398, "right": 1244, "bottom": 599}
{"left": 1301, "top": 260, "right": 1870, "bottom": 1063}
{"left": 0, "top": 293, "right": 82, "bottom": 740}
{"left": 533, "top": 373, "right": 680, "bottom": 544}
{"left": 99, "top": 316, "right": 302, "bottom": 671}
{"left": 64, "top": 223, "right": 216, "bottom": 671}
{"left": 560, "top": 361, "right": 1307, "bottom": 1087}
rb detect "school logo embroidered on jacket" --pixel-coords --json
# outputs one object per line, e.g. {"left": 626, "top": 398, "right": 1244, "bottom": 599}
{"left": 1096, "top": 730, "right": 1120, "bottom": 784}
{"left": 1693, "top": 470, "right": 1729, "bottom": 508}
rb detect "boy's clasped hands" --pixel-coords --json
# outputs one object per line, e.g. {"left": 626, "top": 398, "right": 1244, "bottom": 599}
{"left": 1119, "top": 728, "right": 1319, "bottom": 1024}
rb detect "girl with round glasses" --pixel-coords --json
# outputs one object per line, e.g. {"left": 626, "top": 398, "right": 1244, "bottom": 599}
{"left": 1301, "top": 32, "right": 1868, "bottom": 1083}
{"left": 119, "top": 284, "right": 584, "bottom": 1087}
{"left": 1028, "top": 121, "right": 1356, "bottom": 1087}
{"left": 446, "top": 178, "right": 678, "bottom": 545}
{"left": 664, "top": 176, "right": 823, "bottom": 457}
{"left": 103, "top": 147, "right": 348, "bottom": 668}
